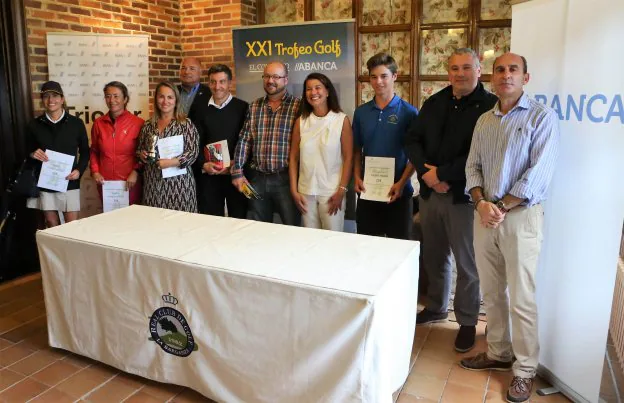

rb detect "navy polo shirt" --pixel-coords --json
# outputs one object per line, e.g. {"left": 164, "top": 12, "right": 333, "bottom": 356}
{"left": 353, "top": 95, "right": 418, "bottom": 193}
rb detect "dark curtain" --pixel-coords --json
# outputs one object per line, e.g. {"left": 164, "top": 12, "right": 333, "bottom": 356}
{"left": 0, "top": 0, "right": 40, "bottom": 282}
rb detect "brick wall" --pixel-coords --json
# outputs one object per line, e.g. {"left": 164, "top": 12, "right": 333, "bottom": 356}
{"left": 24, "top": 0, "right": 256, "bottom": 114}
{"left": 24, "top": 0, "right": 182, "bottom": 114}
{"left": 180, "top": 0, "right": 256, "bottom": 90}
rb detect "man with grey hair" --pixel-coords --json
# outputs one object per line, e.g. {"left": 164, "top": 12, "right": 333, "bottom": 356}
{"left": 405, "top": 48, "right": 497, "bottom": 352}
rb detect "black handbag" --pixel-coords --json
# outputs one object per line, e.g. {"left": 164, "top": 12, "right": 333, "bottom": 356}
{"left": 12, "top": 158, "right": 40, "bottom": 198}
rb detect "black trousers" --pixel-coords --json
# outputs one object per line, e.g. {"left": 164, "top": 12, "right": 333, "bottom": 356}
{"left": 197, "top": 174, "right": 247, "bottom": 219}
{"left": 356, "top": 192, "right": 413, "bottom": 240}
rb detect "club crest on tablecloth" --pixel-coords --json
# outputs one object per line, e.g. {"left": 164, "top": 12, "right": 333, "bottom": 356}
{"left": 148, "top": 293, "right": 198, "bottom": 357}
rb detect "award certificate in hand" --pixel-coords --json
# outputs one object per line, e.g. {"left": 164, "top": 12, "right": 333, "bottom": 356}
{"left": 102, "top": 181, "right": 129, "bottom": 213}
{"left": 158, "top": 135, "right": 186, "bottom": 178}
{"left": 37, "top": 150, "right": 74, "bottom": 192}
{"left": 361, "top": 156, "right": 395, "bottom": 202}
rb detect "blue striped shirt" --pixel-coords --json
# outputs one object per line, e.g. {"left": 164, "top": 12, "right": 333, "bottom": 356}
{"left": 465, "top": 93, "right": 559, "bottom": 205}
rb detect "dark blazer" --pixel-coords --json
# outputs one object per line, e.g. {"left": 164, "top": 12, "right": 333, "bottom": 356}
{"left": 178, "top": 83, "right": 211, "bottom": 126}
{"left": 405, "top": 82, "right": 498, "bottom": 203}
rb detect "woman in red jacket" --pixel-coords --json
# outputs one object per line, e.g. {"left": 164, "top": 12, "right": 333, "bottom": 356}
{"left": 90, "top": 81, "right": 145, "bottom": 205}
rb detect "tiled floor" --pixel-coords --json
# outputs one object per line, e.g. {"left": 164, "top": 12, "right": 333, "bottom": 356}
{"left": 0, "top": 274, "right": 575, "bottom": 403}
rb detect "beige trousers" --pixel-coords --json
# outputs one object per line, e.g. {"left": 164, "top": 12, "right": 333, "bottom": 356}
{"left": 473, "top": 204, "right": 544, "bottom": 378}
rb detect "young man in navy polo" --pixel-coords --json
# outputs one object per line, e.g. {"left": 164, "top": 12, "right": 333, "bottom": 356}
{"left": 352, "top": 53, "right": 418, "bottom": 239}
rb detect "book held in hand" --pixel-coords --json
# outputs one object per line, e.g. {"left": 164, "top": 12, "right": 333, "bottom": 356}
{"left": 203, "top": 140, "right": 230, "bottom": 170}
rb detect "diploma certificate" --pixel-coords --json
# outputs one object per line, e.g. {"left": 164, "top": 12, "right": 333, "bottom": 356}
{"left": 361, "top": 157, "right": 395, "bottom": 202}
{"left": 37, "top": 150, "right": 74, "bottom": 193}
{"left": 102, "top": 181, "right": 129, "bottom": 213}
{"left": 157, "top": 135, "right": 187, "bottom": 178}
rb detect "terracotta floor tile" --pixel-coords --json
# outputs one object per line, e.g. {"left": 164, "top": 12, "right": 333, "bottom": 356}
{"left": 0, "top": 377, "right": 49, "bottom": 402}
{"left": 0, "top": 368, "right": 25, "bottom": 391}
{"left": 43, "top": 347, "right": 70, "bottom": 360}
{"left": 31, "top": 360, "right": 82, "bottom": 387}
{"left": 7, "top": 349, "right": 60, "bottom": 376}
{"left": 0, "top": 317, "right": 21, "bottom": 334}
{"left": 1, "top": 316, "right": 47, "bottom": 343}
{"left": 11, "top": 303, "right": 46, "bottom": 324}
{"left": 0, "top": 297, "right": 35, "bottom": 317}
{"left": 20, "top": 330, "right": 50, "bottom": 351}
{"left": 114, "top": 372, "right": 147, "bottom": 389}
{"left": 142, "top": 380, "right": 185, "bottom": 400}
{"left": 532, "top": 391, "right": 573, "bottom": 402}
{"left": 426, "top": 327, "right": 459, "bottom": 347}
{"left": 487, "top": 371, "right": 514, "bottom": 392}
{"left": 447, "top": 365, "right": 490, "bottom": 390}
{"left": 0, "top": 338, "right": 13, "bottom": 351}
{"left": 171, "top": 388, "right": 215, "bottom": 403}
{"left": 396, "top": 391, "right": 437, "bottom": 403}
{"left": 401, "top": 374, "right": 447, "bottom": 401}
{"left": 441, "top": 381, "right": 487, "bottom": 402}
{"left": 411, "top": 355, "right": 453, "bottom": 379}
{"left": 484, "top": 390, "right": 507, "bottom": 402}
{"left": 124, "top": 391, "right": 168, "bottom": 403}
{"left": 61, "top": 353, "right": 97, "bottom": 368}
{"left": 89, "top": 363, "right": 120, "bottom": 379}
{"left": 0, "top": 343, "right": 35, "bottom": 367}
{"left": 29, "top": 387, "right": 75, "bottom": 403}
{"left": 83, "top": 376, "right": 140, "bottom": 403}
{"left": 418, "top": 343, "right": 464, "bottom": 364}
{"left": 54, "top": 366, "right": 113, "bottom": 399}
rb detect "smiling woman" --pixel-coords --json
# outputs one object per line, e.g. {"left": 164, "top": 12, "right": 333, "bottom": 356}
{"left": 136, "top": 81, "right": 199, "bottom": 212}
{"left": 90, "top": 81, "right": 145, "bottom": 207}
{"left": 25, "top": 81, "right": 90, "bottom": 227}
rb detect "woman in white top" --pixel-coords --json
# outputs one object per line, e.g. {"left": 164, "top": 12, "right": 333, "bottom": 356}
{"left": 289, "top": 73, "right": 353, "bottom": 231}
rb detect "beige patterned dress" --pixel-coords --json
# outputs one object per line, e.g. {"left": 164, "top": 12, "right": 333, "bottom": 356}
{"left": 137, "top": 118, "right": 199, "bottom": 212}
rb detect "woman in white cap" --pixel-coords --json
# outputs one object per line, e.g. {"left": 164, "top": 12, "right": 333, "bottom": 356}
{"left": 26, "top": 81, "right": 89, "bottom": 227}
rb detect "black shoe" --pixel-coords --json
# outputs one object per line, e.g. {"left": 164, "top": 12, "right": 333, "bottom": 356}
{"left": 416, "top": 309, "right": 448, "bottom": 325}
{"left": 454, "top": 325, "right": 476, "bottom": 352}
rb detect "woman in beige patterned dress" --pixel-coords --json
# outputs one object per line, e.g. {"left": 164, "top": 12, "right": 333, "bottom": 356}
{"left": 137, "top": 81, "right": 199, "bottom": 212}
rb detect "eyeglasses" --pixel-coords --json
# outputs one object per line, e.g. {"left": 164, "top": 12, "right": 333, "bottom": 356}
{"left": 262, "top": 74, "right": 286, "bottom": 81}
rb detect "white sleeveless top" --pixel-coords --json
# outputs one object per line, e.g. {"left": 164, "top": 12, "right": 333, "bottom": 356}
{"left": 298, "top": 111, "right": 347, "bottom": 197}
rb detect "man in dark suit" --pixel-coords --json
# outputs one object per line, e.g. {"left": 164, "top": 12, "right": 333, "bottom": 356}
{"left": 177, "top": 57, "right": 211, "bottom": 125}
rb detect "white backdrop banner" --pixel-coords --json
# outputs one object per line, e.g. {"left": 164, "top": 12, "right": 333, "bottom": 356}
{"left": 46, "top": 33, "right": 150, "bottom": 217}
{"left": 511, "top": 1, "right": 624, "bottom": 402}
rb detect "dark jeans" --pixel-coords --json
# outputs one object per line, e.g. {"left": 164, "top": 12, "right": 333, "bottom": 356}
{"left": 356, "top": 192, "right": 413, "bottom": 240}
{"left": 247, "top": 170, "right": 300, "bottom": 226}
{"left": 197, "top": 174, "right": 247, "bottom": 219}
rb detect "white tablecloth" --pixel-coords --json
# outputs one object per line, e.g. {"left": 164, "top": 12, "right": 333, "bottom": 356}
{"left": 37, "top": 205, "right": 419, "bottom": 402}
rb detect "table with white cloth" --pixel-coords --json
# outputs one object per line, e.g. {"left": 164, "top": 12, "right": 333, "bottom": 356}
{"left": 36, "top": 205, "right": 420, "bottom": 403}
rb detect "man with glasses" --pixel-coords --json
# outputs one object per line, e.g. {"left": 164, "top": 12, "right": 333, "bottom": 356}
{"left": 231, "top": 61, "right": 301, "bottom": 225}
{"left": 405, "top": 48, "right": 498, "bottom": 353}
{"left": 177, "top": 57, "right": 211, "bottom": 124}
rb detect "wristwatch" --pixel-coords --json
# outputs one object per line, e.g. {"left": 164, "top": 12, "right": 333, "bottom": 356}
{"left": 495, "top": 200, "right": 509, "bottom": 213}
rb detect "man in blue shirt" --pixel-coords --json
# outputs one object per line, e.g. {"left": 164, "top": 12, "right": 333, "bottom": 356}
{"left": 352, "top": 53, "right": 418, "bottom": 239}
{"left": 460, "top": 53, "right": 559, "bottom": 403}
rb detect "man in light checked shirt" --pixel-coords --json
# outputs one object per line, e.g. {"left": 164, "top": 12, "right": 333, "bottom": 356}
{"left": 459, "top": 53, "right": 559, "bottom": 403}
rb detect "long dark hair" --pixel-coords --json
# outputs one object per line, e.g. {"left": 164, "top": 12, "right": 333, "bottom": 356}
{"left": 300, "top": 73, "right": 342, "bottom": 119}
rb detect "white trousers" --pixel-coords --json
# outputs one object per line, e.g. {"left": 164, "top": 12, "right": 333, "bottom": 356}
{"left": 302, "top": 194, "right": 345, "bottom": 231}
{"left": 473, "top": 204, "right": 544, "bottom": 378}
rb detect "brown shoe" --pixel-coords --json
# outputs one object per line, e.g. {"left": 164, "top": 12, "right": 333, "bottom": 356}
{"left": 506, "top": 376, "right": 533, "bottom": 402}
{"left": 459, "top": 352, "right": 513, "bottom": 372}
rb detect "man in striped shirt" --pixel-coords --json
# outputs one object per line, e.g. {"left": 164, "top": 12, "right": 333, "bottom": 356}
{"left": 460, "top": 53, "right": 559, "bottom": 403}
{"left": 231, "top": 61, "right": 301, "bottom": 225}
